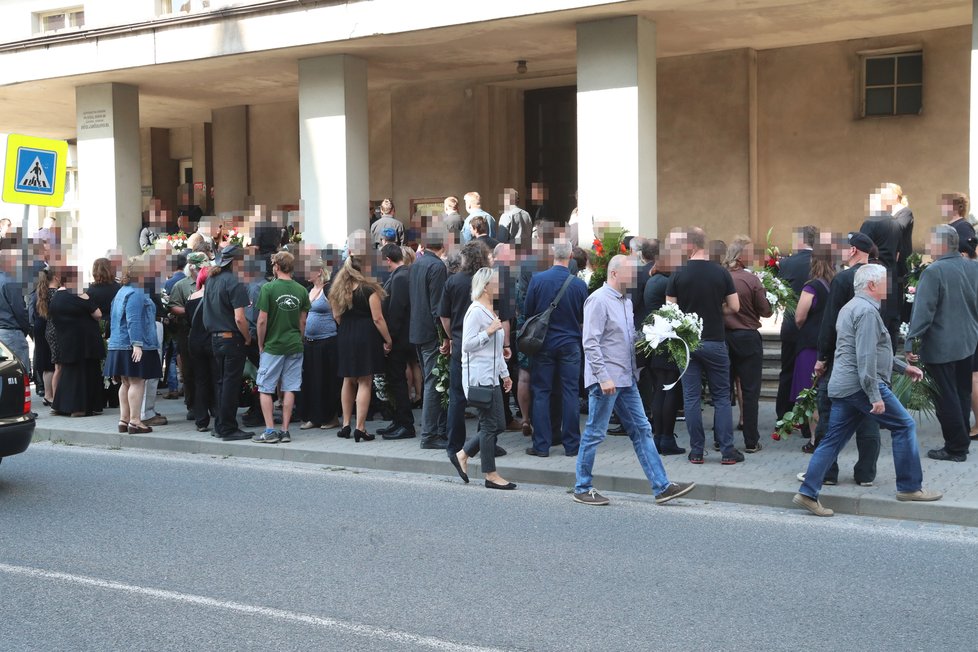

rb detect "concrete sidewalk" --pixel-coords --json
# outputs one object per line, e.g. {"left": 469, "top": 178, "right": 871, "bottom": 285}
{"left": 31, "top": 397, "right": 978, "bottom": 527}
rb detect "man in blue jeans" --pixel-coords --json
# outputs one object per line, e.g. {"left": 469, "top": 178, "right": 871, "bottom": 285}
{"left": 794, "top": 264, "right": 942, "bottom": 517}
{"left": 574, "top": 255, "right": 695, "bottom": 506}
{"left": 524, "top": 239, "right": 588, "bottom": 457}
{"left": 665, "top": 227, "right": 744, "bottom": 465}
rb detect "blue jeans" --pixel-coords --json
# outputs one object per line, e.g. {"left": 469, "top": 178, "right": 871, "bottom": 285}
{"left": 530, "top": 343, "right": 582, "bottom": 454}
{"left": 800, "top": 383, "right": 923, "bottom": 499}
{"left": 575, "top": 383, "right": 670, "bottom": 496}
{"left": 682, "top": 340, "right": 735, "bottom": 456}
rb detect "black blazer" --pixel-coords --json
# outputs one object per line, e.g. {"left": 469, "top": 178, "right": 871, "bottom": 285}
{"left": 777, "top": 249, "right": 812, "bottom": 340}
{"left": 383, "top": 265, "right": 411, "bottom": 347}
{"left": 408, "top": 250, "right": 447, "bottom": 346}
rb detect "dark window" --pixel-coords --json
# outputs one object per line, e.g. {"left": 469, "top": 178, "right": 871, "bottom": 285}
{"left": 863, "top": 52, "right": 923, "bottom": 117}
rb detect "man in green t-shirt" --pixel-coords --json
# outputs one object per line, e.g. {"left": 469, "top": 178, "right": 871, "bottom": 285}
{"left": 254, "top": 250, "right": 310, "bottom": 443}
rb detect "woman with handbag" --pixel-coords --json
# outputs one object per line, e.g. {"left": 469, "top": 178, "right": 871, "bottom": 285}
{"left": 451, "top": 267, "right": 516, "bottom": 490}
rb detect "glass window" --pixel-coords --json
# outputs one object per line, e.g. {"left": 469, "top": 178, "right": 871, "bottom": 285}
{"left": 862, "top": 51, "right": 922, "bottom": 117}
{"left": 36, "top": 7, "right": 85, "bottom": 34}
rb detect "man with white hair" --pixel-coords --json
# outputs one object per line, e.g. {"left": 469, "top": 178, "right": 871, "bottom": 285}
{"left": 906, "top": 225, "right": 978, "bottom": 462}
{"left": 794, "top": 264, "right": 940, "bottom": 517}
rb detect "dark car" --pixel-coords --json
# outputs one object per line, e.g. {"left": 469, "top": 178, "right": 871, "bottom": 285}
{"left": 0, "top": 341, "right": 35, "bottom": 464}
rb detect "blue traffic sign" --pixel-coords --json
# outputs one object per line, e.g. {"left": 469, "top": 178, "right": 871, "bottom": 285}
{"left": 14, "top": 147, "right": 56, "bottom": 196}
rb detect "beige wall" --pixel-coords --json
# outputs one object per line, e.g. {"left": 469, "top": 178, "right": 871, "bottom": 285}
{"left": 248, "top": 101, "right": 300, "bottom": 208}
{"left": 657, "top": 49, "right": 752, "bottom": 242}
{"left": 758, "top": 26, "right": 968, "bottom": 249}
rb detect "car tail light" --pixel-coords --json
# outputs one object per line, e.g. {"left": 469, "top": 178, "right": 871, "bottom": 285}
{"left": 23, "top": 374, "right": 31, "bottom": 415}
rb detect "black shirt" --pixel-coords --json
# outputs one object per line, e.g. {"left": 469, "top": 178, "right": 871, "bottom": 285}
{"left": 494, "top": 263, "right": 516, "bottom": 323}
{"left": 665, "top": 260, "right": 736, "bottom": 342}
{"left": 816, "top": 262, "right": 864, "bottom": 362}
{"left": 643, "top": 272, "right": 669, "bottom": 315}
{"left": 439, "top": 271, "right": 474, "bottom": 349}
{"left": 202, "top": 268, "right": 249, "bottom": 334}
{"left": 951, "top": 219, "right": 977, "bottom": 258}
{"left": 860, "top": 214, "right": 902, "bottom": 270}
{"left": 632, "top": 261, "right": 654, "bottom": 323}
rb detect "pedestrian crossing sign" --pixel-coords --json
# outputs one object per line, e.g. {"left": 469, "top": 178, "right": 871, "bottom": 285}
{"left": 2, "top": 134, "right": 68, "bottom": 207}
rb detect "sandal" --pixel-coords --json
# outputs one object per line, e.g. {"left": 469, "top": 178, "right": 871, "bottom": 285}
{"left": 801, "top": 442, "right": 816, "bottom": 454}
{"left": 128, "top": 422, "right": 153, "bottom": 434}
{"left": 117, "top": 420, "right": 129, "bottom": 433}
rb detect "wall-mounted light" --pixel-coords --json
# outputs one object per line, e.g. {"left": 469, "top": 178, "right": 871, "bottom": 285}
{"left": 516, "top": 60, "right": 528, "bottom": 74}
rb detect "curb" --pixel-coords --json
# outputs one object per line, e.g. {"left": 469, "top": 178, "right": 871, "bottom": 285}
{"left": 33, "top": 426, "right": 978, "bottom": 528}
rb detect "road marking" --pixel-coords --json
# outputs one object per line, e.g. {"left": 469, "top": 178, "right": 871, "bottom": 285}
{"left": 0, "top": 562, "right": 510, "bottom": 652}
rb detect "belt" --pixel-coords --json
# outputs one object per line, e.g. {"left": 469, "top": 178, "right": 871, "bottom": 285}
{"left": 212, "top": 331, "right": 241, "bottom": 339}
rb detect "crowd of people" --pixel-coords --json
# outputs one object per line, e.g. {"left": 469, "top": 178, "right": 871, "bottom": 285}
{"left": 0, "top": 181, "right": 970, "bottom": 510}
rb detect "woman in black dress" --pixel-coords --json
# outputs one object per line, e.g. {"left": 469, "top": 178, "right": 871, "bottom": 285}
{"left": 328, "top": 256, "right": 392, "bottom": 442}
{"left": 86, "top": 257, "right": 121, "bottom": 409}
{"left": 33, "top": 269, "right": 61, "bottom": 407}
{"left": 49, "top": 267, "right": 104, "bottom": 417}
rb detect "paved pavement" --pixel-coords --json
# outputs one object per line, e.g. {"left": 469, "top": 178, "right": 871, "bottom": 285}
{"left": 29, "top": 394, "right": 978, "bottom": 527}
{"left": 2, "top": 444, "right": 977, "bottom": 651}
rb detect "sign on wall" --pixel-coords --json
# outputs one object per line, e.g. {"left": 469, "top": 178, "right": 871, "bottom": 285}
{"left": 2, "top": 134, "right": 68, "bottom": 207}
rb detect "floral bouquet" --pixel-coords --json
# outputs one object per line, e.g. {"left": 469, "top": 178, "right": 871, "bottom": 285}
{"left": 226, "top": 228, "right": 244, "bottom": 246}
{"left": 773, "top": 375, "right": 818, "bottom": 440}
{"left": 763, "top": 226, "right": 781, "bottom": 273}
{"left": 167, "top": 231, "right": 188, "bottom": 251}
{"left": 905, "top": 285, "right": 916, "bottom": 304}
{"left": 892, "top": 336, "right": 938, "bottom": 419}
{"left": 434, "top": 325, "right": 451, "bottom": 408}
{"left": 289, "top": 231, "right": 303, "bottom": 244}
{"left": 754, "top": 268, "right": 798, "bottom": 314}
{"left": 636, "top": 304, "right": 703, "bottom": 383}
{"left": 588, "top": 226, "right": 628, "bottom": 292}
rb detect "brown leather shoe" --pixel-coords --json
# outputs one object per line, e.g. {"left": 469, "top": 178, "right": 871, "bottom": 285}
{"left": 792, "top": 493, "right": 833, "bottom": 517}
{"left": 505, "top": 419, "right": 522, "bottom": 432}
{"left": 144, "top": 414, "right": 168, "bottom": 426}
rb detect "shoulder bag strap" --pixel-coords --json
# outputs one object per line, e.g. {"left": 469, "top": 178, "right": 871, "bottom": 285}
{"left": 548, "top": 274, "right": 575, "bottom": 311}
{"left": 466, "top": 306, "right": 500, "bottom": 384}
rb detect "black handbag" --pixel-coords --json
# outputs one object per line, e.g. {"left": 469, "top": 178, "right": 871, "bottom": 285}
{"left": 516, "top": 275, "right": 575, "bottom": 356}
{"left": 467, "top": 309, "right": 500, "bottom": 410}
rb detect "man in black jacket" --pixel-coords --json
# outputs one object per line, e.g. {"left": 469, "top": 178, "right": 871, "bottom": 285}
{"left": 379, "top": 244, "right": 415, "bottom": 440}
{"left": 409, "top": 227, "right": 449, "bottom": 449}
{"left": 808, "top": 232, "right": 880, "bottom": 485}
{"left": 860, "top": 183, "right": 913, "bottom": 348}
{"left": 775, "top": 226, "right": 816, "bottom": 420}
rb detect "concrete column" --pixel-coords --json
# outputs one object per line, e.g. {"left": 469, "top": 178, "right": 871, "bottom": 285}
{"left": 191, "top": 123, "right": 213, "bottom": 212}
{"left": 576, "top": 16, "right": 657, "bottom": 245}
{"left": 212, "top": 106, "right": 249, "bottom": 215}
{"left": 76, "top": 83, "right": 142, "bottom": 262}
{"left": 971, "top": 0, "right": 978, "bottom": 204}
{"left": 299, "top": 54, "right": 369, "bottom": 248}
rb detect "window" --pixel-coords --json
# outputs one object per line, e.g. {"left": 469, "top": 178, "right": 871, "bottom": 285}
{"left": 35, "top": 7, "right": 85, "bottom": 34}
{"left": 861, "top": 50, "right": 922, "bottom": 117}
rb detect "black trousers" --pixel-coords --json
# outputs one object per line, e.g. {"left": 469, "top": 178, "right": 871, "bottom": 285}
{"left": 638, "top": 365, "right": 654, "bottom": 418}
{"left": 726, "top": 329, "right": 763, "bottom": 447}
{"left": 384, "top": 344, "right": 415, "bottom": 429}
{"left": 212, "top": 334, "right": 246, "bottom": 436}
{"left": 650, "top": 364, "right": 681, "bottom": 438}
{"left": 189, "top": 341, "right": 215, "bottom": 430}
{"left": 927, "top": 357, "right": 972, "bottom": 455}
{"left": 176, "top": 332, "right": 194, "bottom": 411}
{"left": 775, "top": 338, "right": 797, "bottom": 419}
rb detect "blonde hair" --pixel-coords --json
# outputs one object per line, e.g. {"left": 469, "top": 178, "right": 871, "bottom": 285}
{"left": 723, "top": 236, "right": 752, "bottom": 270}
{"left": 401, "top": 246, "right": 415, "bottom": 265}
{"left": 327, "top": 256, "right": 386, "bottom": 318}
{"left": 470, "top": 267, "right": 495, "bottom": 302}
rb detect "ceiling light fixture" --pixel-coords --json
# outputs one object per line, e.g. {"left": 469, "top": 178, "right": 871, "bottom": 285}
{"left": 516, "top": 60, "right": 527, "bottom": 74}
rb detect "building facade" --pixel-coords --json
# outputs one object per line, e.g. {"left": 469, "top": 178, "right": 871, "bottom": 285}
{"left": 0, "top": 0, "right": 974, "bottom": 261}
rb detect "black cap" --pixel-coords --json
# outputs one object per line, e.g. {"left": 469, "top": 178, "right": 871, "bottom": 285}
{"left": 847, "top": 232, "right": 874, "bottom": 254}
{"left": 215, "top": 244, "right": 242, "bottom": 267}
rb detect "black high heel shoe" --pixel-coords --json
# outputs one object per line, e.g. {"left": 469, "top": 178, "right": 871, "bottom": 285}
{"left": 337, "top": 425, "right": 352, "bottom": 439}
{"left": 353, "top": 429, "right": 374, "bottom": 442}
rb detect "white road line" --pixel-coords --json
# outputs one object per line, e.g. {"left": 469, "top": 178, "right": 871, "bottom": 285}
{"left": 0, "top": 562, "right": 510, "bottom": 652}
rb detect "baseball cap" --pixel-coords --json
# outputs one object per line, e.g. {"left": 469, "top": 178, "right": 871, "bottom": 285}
{"left": 847, "top": 232, "right": 874, "bottom": 254}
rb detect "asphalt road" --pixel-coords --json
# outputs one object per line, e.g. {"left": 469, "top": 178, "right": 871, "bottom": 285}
{"left": 1, "top": 442, "right": 976, "bottom": 652}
